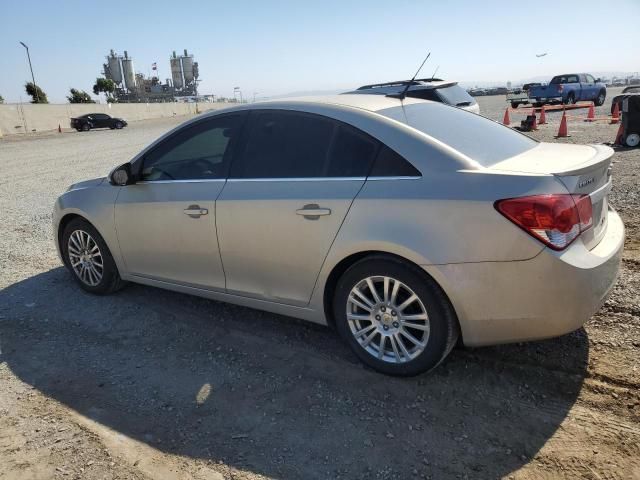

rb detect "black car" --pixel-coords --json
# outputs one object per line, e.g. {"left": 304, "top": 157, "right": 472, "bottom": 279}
{"left": 70, "top": 113, "right": 127, "bottom": 132}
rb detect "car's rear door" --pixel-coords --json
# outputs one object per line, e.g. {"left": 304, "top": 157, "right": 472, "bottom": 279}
{"left": 216, "top": 109, "right": 379, "bottom": 306}
{"left": 114, "top": 113, "right": 246, "bottom": 289}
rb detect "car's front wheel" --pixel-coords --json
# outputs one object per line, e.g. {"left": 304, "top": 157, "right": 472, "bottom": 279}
{"left": 115, "top": 121, "right": 124, "bottom": 129}
{"left": 334, "top": 256, "right": 459, "bottom": 376}
{"left": 61, "top": 218, "right": 125, "bottom": 294}
{"left": 81, "top": 124, "right": 90, "bottom": 132}
{"left": 594, "top": 90, "right": 606, "bottom": 106}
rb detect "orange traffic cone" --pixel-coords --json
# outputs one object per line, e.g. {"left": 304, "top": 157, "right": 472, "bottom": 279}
{"left": 538, "top": 105, "right": 546, "bottom": 125}
{"left": 58, "top": 124, "right": 62, "bottom": 133}
{"left": 502, "top": 107, "right": 511, "bottom": 126}
{"left": 531, "top": 108, "right": 538, "bottom": 130}
{"left": 610, "top": 102, "right": 620, "bottom": 124}
{"left": 585, "top": 102, "right": 595, "bottom": 122}
{"left": 556, "top": 110, "right": 569, "bottom": 137}
{"left": 614, "top": 123, "right": 624, "bottom": 145}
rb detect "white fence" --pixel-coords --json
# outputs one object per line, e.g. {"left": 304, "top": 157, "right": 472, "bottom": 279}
{"left": 0, "top": 102, "right": 232, "bottom": 137}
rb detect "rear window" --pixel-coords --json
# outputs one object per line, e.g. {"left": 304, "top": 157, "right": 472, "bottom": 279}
{"left": 550, "top": 75, "right": 579, "bottom": 84}
{"left": 434, "top": 85, "right": 475, "bottom": 107}
{"left": 378, "top": 102, "right": 537, "bottom": 166}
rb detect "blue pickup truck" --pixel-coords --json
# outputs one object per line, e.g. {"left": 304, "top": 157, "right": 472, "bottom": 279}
{"left": 528, "top": 73, "right": 607, "bottom": 107}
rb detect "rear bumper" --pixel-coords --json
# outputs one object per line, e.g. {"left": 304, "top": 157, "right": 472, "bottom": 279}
{"left": 423, "top": 208, "right": 625, "bottom": 347}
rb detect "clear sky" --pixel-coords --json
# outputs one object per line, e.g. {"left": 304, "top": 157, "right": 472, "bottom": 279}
{"left": 1, "top": 0, "right": 639, "bottom": 103}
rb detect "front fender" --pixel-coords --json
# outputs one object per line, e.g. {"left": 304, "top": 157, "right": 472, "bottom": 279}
{"left": 53, "top": 184, "right": 125, "bottom": 273}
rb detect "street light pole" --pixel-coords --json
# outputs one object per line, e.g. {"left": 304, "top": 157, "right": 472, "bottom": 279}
{"left": 234, "top": 86, "right": 243, "bottom": 104}
{"left": 19, "top": 41, "right": 39, "bottom": 103}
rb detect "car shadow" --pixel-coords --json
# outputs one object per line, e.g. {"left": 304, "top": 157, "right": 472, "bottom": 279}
{"left": 0, "top": 268, "right": 589, "bottom": 479}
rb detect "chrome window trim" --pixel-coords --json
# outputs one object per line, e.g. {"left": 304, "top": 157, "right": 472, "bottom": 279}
{"left": 136, "top": 179, "right": 227, "bottom": 184}
{"left": 226, "top": 177, "right": 367, "bottom": 182}
{"left": 367, "top": 176, "right": 422, "bottom": 181}
{"left": 134, "top": 176, "right": 422, "bottom": 184}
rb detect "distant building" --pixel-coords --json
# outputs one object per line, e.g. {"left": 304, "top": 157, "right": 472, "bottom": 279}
{"left": 102, "top": 49, "right": 200, "bottom": 103}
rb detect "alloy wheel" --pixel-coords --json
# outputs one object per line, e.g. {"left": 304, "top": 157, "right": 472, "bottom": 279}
{"left": 68, "top": 230, "right": 103, "bottom": 286}
{"left": 346, "top": 276, "right": 430, "bottom": 364}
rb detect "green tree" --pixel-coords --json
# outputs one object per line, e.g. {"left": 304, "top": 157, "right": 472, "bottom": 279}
{"left": 67, "top": 88, "right": 95, "bottom": 104}
{"left": 25, "top": 82, "right": 48, "bottom": 103}
{"left": 0, "top": 94, "right": 4, "bottom": 104}
{"left": 93, "top": 78, "right": 116, "bottom": 102}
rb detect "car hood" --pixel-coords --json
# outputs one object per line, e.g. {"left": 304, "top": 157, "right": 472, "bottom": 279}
{"left": 67, "top": 177, "right": 105, "bottom": 191}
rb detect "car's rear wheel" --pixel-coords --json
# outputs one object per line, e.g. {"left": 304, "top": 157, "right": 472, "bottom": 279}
{"left": 594, "top": 90, "right": 606, "bottom": 106}
{"left": 334, "top": 256, "right": 459, "bottom": 376}
{"left": 564, "top": 93, "right": 576, "bottom": 105}
{"left": 511, "top": 101, "right": 520, "bottom": 109}
{"left": 61, "top": 218, "right": 125, "bottom": 294}
{"left": 81, "top": 124, "right": 90, "bottom": 131}
{"left": 115, "top": 121, "right": 124, "bottom": 129}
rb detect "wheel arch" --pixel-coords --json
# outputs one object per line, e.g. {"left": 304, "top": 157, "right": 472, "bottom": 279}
{"left": 57, "top": 213, "right": 113, "bottom": 268}
{"left": 322, "top": 250, "right": 461, "bottom": 339}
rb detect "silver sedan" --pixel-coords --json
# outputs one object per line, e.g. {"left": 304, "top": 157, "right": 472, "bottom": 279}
{"left": 53, "top": 95, "right": 624, "bottom": 376}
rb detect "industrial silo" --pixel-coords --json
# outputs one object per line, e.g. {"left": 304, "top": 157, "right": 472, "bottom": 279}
{"left": 181, "top": 49, "right": 195, "bottom": 84}
{"left": 122, "top": 50, "right": 136, "bottom": 90}
{"left": 170, "top": 51, "right": 183, "bottom": 90}
{"left": 106, "top": 50, "right": 123, "bottom": 85}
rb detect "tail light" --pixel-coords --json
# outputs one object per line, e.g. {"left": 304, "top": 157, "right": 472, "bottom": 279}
{"left": 558, "top": 85, "right": 564, "bottom": 93}
{"left": 495, "top": 194, "right": 593, "bottom": 251}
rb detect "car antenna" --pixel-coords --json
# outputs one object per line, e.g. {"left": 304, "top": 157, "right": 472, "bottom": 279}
{"left": 429, "top": 65, "right": 440, "bottom": 81}
{"left": 388, "top": 52, "right": 431, "bottom": 100}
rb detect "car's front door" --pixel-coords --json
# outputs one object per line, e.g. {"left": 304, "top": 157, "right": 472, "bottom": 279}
{"left": 584, "top": 74, "right": 598, "bottom": 101}
{"left": 114, "top": 113, "right": 245, "bottom": 289}
{"left": 216, "top": 109, "right": 380, "bottom": 306}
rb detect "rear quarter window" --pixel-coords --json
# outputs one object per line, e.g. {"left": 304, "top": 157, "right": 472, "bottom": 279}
{"left": 378, "top": 103, "right": 537, "bottom": 166}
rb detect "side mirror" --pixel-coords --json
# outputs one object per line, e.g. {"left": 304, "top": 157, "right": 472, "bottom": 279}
{"left": 596, "top": 78, "right": 602, "bottom": 83}
{"left": 109, "top": 163, "right": 134, "bottom": 186}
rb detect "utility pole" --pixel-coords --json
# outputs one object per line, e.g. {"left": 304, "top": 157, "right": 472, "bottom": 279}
{"left": 19, "top": 41, "right": 39, "bottom": 103}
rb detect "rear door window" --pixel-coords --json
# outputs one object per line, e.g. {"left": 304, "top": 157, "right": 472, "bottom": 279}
{"left": 231, "top": 110, "right": 379, "bottom": 178}
{"left": 407, "top": 89, "right": 441, "bottom": 102}
{"left": 434, "top": 85, "right": 475, "bottom": 107}
{"left": 370, "top": 146, "right": 421, "bottom": 177}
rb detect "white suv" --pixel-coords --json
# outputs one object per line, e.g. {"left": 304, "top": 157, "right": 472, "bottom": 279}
{"left": 344, "top": 78, "right": 480, "bottom": 114}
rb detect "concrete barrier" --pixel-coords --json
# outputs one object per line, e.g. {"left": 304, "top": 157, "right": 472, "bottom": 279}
{"left": 0, "top": 102, "right": 233, "bottom": 136}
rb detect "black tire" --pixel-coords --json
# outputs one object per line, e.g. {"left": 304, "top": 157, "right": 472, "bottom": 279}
{"left": 61, "top": 218, "right": 125, "bottom": 295}
{"left": 81, "top": 123, "right": 90, "bottom": 132}
{"left": 333, "top": 255, "right": 459, "bottom": 376}
{"left": 533, "top": 102, "right": 543, "bottom": 108}
{"left": 76, "top": 128, "right": 82, "bottom": 132}
{"left": 564, "top": 92, "right": 576, "bottom": 105}
{"left": 115, "top": 121, "right": 123, "bottom": 129}
{"left": 511, "top": 101, "right": 520, "bottom": 109}
{"left": 594, "top": 90, "right": 606, "bottom": 107}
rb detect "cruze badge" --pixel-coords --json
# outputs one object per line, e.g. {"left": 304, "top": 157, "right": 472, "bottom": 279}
{"left": 578, "top": 177, "right": 595, "bottom": 188}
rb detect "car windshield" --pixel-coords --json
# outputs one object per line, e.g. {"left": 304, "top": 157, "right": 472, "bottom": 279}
{"left": 434, "top": 85, "right": 475, "bottom": 106}
{"left": 378, "top": 102, "right": 537, "bottom": 166}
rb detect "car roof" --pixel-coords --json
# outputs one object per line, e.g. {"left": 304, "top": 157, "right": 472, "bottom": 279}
{"left": 214, "top": 94, "right": 429, "bottom": 115}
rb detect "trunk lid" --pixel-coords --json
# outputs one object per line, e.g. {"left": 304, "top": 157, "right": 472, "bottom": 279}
{"left": 489, "top": 143, "right": 613, "bottom": 249}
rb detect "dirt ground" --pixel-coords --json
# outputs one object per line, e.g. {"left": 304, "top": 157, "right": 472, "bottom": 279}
{"left": 0, "top": 95, "right": 639, "bottom": 480}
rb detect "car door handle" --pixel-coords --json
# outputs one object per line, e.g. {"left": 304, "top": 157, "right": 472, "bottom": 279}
{"left": 183, "top": 205, "right": 208, "bottom": 218}
{"left": 296, "top": 204, "right": 331, "bottom": 220}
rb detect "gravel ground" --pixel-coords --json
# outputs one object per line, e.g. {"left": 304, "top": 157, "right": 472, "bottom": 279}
{"left": 0, "top": 96, "right": 639, "bottom": 480}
